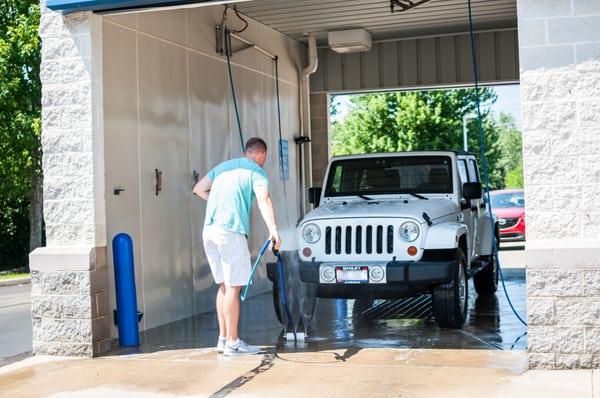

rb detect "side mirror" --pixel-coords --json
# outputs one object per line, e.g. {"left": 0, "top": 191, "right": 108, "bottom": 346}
{"left": 308, "top": 187, "right": 322, "bottom": 206}
{"left": 463, "top": 182, "right": 482, "bottom": 201}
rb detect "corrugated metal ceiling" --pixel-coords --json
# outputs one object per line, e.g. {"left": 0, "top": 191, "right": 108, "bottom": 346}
{"left": 237, "top": 0, "right": 517, "bottom": 43}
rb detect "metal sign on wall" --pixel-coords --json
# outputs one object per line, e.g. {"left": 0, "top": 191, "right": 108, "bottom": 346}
{"left": 279, "top": 139, "right": 289, "bottom": 181}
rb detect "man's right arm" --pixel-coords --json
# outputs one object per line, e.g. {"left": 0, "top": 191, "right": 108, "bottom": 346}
{"left": 192, "top": 175, "right": 212, "bottom": 201}
{"left": 254, "top": 186, "right": 281, "bottom": 251}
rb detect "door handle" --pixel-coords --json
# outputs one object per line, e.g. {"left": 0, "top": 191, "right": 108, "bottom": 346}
{"left": 155, "top": 169, "right": 163, "bottom": 196}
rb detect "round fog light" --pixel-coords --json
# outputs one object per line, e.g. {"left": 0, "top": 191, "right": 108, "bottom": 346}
{"left": 302, "top": 247, "right": 312, "bottom": 258}
{"left": 407, "top": 246, "right": 418, "bottom": 256}
{"left": 321, "top": 266, "right": 335, "bottom": 282}
{"left": 370, "top": 266, "right": 384, "bottom": 282}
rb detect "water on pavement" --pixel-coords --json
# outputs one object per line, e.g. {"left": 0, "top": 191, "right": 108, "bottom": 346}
{"left": 111, "top": 268, "right": 526, "bottom": 356}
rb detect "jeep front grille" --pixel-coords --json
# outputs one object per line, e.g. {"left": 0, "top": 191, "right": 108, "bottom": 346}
{"left": 325, "top": 224, "right": 395, "bottom": 255}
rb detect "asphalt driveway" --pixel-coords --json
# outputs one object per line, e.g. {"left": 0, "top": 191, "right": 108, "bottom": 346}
{"left": 0, "top": 284, "right": 32, "bottom": 366}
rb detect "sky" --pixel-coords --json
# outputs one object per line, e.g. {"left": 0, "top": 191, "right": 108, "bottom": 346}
{"left": 332, "top": 84, "right": 522, "bottom": 129}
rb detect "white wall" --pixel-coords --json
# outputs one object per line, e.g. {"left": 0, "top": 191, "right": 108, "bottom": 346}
{"left": 102, "top": 5, "right": 305, "bottom": 334}
{"left": 518, "top": 0, "right": 600, "bottom": 369}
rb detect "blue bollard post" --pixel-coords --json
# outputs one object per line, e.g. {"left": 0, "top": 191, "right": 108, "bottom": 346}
{"left": 112, "top": 233, "right": 139, "bottom": 347}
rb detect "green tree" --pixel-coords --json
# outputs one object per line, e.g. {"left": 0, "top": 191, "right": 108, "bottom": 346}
{"left": 0, "top": 1, "right": 42, "bottom": 270}
{"left": 505, "top": 164, "right": 524, "bottom": 188}
{"left": 331, "top": 89, "right": 505, "bottom": 188}
{"left": 496, "top": 112, "right": 524, "bottom": 188}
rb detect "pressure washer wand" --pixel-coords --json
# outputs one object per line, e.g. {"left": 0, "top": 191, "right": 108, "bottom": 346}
{"left": 241, "top": 239, "right": 271, "bottom": 302}
{"left": 240, "top": 238, "right": 298, "bottom": 341}
{"left": 273, "top": 245, "right": 297, "bottom": 341}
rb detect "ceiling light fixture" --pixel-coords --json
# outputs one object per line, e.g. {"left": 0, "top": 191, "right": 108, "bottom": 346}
{"left": 328, "top": 29, "right": 372, "bottom": 53}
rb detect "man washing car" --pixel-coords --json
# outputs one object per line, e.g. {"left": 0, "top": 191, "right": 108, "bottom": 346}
{"left": 193, "top": 137, "right": 281, "bottom": 356}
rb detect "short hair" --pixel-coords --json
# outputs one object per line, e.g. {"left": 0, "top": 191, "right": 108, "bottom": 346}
{"left": 245, "top": 137, "right": 267, "bottom": 153}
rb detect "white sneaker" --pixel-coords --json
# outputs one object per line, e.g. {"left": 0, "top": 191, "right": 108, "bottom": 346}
{"left": 223, "top": 339, "right": 261, "bottom": 356}
{"left": 217, "top": 337, "right": 227, "bottom": 353}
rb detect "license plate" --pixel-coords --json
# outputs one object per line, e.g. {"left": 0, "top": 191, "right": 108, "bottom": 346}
{"left": 336, "top": 266, "right": 369, "bottom": 284}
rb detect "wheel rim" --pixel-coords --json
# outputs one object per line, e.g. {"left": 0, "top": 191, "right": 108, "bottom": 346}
{"left": 458, "top": 262, "right": 466, "bottom": 313}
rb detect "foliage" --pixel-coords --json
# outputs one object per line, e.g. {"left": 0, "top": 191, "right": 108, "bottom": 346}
{"left": 0, "top": 272, "right": 29, "bottom": 281}
{"left": 496, "top": 112, "right": 524, "bottom": 188}
{"left": 0, "top": 1, "right": 41, "bottom": 269}
{"left": 505, "top": 163, "right": 524, "bottom": 189}
{"left": 331, "top": 88, "right": 506, "bottom": 188}
{"left": 330, "top": 96, "right": 340, "bottom": 117}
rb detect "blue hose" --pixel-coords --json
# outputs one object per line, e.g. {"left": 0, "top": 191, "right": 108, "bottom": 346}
{"left": 222, "top": 27, "right": 296, "bottom": 336}
{"left": 224, "top": 28, "right": 245, "bottom": 154}
{"left": 466, "top": 0, "right": 527, "bottom": 327}
{"left": 241, "top": 239, "right": 271, "bottom": 301}
{"left": 274, "top": 58, "right": 292, "bottom": 227}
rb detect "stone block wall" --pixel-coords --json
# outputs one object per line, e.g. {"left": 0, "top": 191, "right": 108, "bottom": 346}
{"left": 30, "top": 247, "right": 110, "bottom": 356}
{"left": 34, "top": 2, "right": 110, "bottom": 357}
{"left": 39, "top": 5, "right": 105, "bottom": 248}
{"left": 310, "top": 93, "right": 329, "bottom": 187}
{"left": 518, "top": 0, "right": 600, "bottom": 369}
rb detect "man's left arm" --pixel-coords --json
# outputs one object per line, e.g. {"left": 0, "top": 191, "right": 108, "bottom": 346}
{"left": 193, "top": 175, "right": 212, "bottom": 201}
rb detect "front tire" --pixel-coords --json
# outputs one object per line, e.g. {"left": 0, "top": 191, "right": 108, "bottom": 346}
{"left": 432, "top": 249, "right": 468, "bottom": 329}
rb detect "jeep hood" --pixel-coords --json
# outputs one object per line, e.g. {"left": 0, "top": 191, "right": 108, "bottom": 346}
{"left": 301, "top": 199, "right": 458, "bottom": 224}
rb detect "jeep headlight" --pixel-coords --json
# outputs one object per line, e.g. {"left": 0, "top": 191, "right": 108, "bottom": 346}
{"left": 399, "top": 221, "right": 419, "bottom": 242}
{"left": 302, "top": 223, "right": 321, "bottom": 244}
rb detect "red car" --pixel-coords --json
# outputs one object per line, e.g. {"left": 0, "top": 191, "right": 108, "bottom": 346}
{"left": 490, "top": 189, "right": 525, "bottom": 241}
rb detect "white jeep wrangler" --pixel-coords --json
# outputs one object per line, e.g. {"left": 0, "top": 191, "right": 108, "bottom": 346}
{"left": 296, "top": 151, "right": 499, "bottom": 329}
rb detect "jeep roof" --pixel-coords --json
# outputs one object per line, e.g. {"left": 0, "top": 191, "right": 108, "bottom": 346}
{"left": 329, "top": 150, "right": 477, "bottom": 161}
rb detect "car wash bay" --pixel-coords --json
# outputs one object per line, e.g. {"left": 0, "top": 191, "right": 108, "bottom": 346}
{"left": 31, "top": 0, "right": 600, "bottom": 373}
{"left": 94, "top": 0, "right": 528, "bottom": 354}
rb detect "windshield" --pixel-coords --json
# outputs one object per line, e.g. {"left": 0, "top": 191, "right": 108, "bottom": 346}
{"left": 490, "top": 192, "right": 525, "bottom": 208}
{"left": 325, "top": 156, "right": 453, "bottom": 197}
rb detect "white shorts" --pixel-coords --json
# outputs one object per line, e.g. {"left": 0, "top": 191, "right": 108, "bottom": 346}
{"left": 202, "top": 225, "right": 251, "bottom": 287}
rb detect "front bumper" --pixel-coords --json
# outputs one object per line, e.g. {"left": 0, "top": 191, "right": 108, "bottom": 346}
{"left": 267, "top": 259, "right": 456, "bottom": 285}
{"left": 266, "top": 258, "right": 457, "bottom": 300}
{"left": 499, "top": 232, "right": 525, "bottom": 241}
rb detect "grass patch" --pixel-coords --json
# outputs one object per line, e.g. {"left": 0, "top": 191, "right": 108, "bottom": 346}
{"left": 0, "top": 272, "right": 30, "bottom": 281}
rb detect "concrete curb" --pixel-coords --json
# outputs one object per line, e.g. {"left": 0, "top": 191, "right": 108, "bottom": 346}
{"left": 0, "top": 277, "right": 31, "bottom": 287}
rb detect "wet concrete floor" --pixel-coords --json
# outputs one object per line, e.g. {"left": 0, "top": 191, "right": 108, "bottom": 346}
{"left": 3, "top": 268, "right": 592, "bottom": 398}
{"left": 3, "top": 347, "right": 597, "bottom": 398}
{"left": 112, "top": 268, "right": 527, "bottom": 356}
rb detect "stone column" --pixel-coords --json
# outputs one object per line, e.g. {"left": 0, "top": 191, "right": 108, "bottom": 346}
{"left": 518, "top": 0, "right": 600, "bottom": 369}
{"left": 31, "top": 3, "right": 110, "bottom": 356}
{"left": 310, "top": 93, "right": 329, "bottom": 187}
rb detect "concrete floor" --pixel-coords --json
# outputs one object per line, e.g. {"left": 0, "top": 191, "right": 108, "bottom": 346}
{"left": 1, "top": 348, "right": 596, "bottom": 397}
{"left": 0, "top": 252, "right": 531, "bottom": 396}
{"left": 0, "top": 246, "right": 523, "bottom": 364}
{"left": 0, "top": 269, "right": 533, "bottom": 397}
